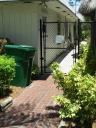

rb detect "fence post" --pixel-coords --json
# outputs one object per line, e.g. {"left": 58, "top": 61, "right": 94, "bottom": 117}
{"left": 78, "top": 19, "right": 81, "bottom": 58}
{"left": 40, "top": 19, "right": 43, "bottom": 74}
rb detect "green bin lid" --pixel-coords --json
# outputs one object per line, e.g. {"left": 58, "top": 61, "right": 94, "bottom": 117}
{"left": 5, "top": 45, "right": 36, "bottom": 52}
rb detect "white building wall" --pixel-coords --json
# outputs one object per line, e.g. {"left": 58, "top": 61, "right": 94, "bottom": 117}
{"left": 0, "top": 3, "right": 76, "bottom": 69}
{"left": 0, "top": 3, "right": 39, "bottom": 64}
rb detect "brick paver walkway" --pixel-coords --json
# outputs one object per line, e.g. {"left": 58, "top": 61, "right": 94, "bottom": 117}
{"left": 13, "top": 48, "right": 75, "bottom": 110}
{"left": 0, "top": 49, "right": 76, "bottom": 127}
{"left": 13, "top": 75, "right": 62, "bottom": 114}
{"left": 0, "top": 75, "right": 62, "bottom": 127}
{"left": 0, "top": 75, "right": 62, "bottom": 128}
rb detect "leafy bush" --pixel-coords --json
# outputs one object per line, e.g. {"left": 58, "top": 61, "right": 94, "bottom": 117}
{"left": 31, "top": 64, "right": 40, "bottom": 80}
{"left": 81, "top": 22, "right": 91, "bottom": 41}
{"left": 0, "top": 55, "right": 16, "bottom": 96}
{"left": 51, "top": 43, "right": 96, "bottom": 128}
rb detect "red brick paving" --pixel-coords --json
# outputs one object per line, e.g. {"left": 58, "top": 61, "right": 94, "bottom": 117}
{"left": 0, "top": 75, "right": 62, "bottom": 128}
{"left": 13, "top": 75, "right": 62, "bottom": 114}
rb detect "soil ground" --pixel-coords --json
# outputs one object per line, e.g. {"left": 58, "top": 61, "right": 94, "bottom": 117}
{"left": 10, "top": 86, "right": 25, "bottom": 99}
{"left": 0, "top": 85, "right": 25, "bottom": 100}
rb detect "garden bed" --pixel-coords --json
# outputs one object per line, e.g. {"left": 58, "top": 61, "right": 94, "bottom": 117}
{"left": 0, "top": 86, "right": 24, "bottom": 100}
{"left": 9, "top": 86, "right": 24, "bottom": 99}
{"left": 0, "top": 85, "right": 24, "bottom": 112}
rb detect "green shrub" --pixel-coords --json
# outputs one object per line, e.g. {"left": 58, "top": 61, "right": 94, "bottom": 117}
{"left": 81, "top": 22, "right": 91, "bottom": 41}
{"left": 31, "top": 64, "right": 40, "bottom": 80}
{"left": 0, "top": 55, "right": 16, "bottom": 96}
{"left": 51, "top": 43, "right": 96, "bottom": 128}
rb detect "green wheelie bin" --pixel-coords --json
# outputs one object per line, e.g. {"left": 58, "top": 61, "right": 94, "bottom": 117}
{"left": 5, "top": 44, "right": 36, "bottom": 87}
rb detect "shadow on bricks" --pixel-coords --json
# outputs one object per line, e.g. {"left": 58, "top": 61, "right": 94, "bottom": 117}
{"left": 0, "top": 103, "right": 60, "bottom": 128}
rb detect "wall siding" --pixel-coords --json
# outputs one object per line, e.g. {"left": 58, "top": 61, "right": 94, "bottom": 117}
{"left": 0, "top": 4, "right": 38, "bottom": 46}
{"left": 0, "top": 3, "right": 40, "bottom": 64}
{"left": 0, "top": 3, "right": 76, "bottom": 68}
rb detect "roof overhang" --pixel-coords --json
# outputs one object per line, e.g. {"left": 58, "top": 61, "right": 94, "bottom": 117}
{"left": 0, "top": 0, "right": 84, "bottom": 21}
{"left": 46, "top": 0, "right": 78, "bottom": 21}
{"left": 58, "top": 0, "right": 84, "bottom": 21}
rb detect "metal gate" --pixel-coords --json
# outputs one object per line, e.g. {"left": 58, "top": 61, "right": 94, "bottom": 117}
{"left": 40, "top": 20, "right": 80, "bottom": 74}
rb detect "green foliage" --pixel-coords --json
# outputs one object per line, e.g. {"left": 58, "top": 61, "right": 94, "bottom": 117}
{"left": 55, "top": 96, "right": 80, "bottom": 119}
{"left": 51, "top": 43, "right": 96, "bottom": 126}
{"left": 51, "top": 63, "right": 65, "bottom": 89}
{"left": 81, "top": 23, "right": 91, "bottom": 41}
{"left": 0, "top": 55, "right": 16, "bottom": 96}
{"left": 85, "top": 44, "right": 96, "bottom": 75}
{"left": 31, "top": 64, "right": 40, "bottom": 80}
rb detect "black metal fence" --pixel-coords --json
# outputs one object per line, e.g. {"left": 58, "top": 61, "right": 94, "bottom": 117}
{"left": 40, "top": 20, "right": 80, "bottom": 74}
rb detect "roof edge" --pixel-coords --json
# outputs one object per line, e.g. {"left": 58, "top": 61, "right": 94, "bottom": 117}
{"left": 58, "top": 0, "right": 84, "bottom": 21}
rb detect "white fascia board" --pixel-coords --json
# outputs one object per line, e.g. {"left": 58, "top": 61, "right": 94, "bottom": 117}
{"left": 59, "top": 0, "right": 76, "bottom": 13}
{"left": 76, "top": 13, "right": 85, "bottom": 21}
{"left": 58, "top": 0, "right": 84, "bottom": 21}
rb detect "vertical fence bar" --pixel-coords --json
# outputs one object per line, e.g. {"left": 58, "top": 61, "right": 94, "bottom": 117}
{"left": 40, "top": 19, "right": 43, "bottom": 74}
{"left": 43, "top": 21, "right": 47, "bottom": 73}
{"left": 78, "top": 19, "right": 81, "bottom": 58}
{"left": 74, "top": 22, "right": 77, "bottom": 63}
{"left": 94, "top": 21, "right": 96, "bottom": 54}
{"left": 91, "top": 21, "right": 95, "bottom": 54}
{"left": 91, "top": 22, "right": 93, "bottom": 47}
